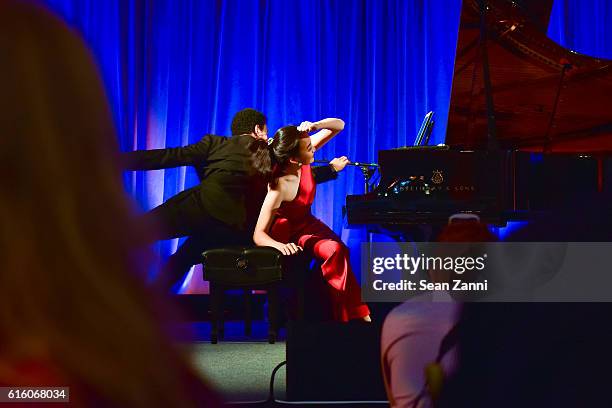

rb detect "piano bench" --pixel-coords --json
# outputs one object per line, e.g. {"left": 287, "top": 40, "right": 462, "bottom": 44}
{"left": 202, "top": 246, "right": 308, "bottom": 344}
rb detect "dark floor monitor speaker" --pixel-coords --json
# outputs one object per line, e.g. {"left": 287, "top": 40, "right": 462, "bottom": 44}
{"left": 286, "top": 321, "right": 387, "bottom": 401}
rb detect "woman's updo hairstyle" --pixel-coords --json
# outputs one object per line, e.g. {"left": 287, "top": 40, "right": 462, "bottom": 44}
{"left": 269, "top": 125, "right": 307, "bottom": 167}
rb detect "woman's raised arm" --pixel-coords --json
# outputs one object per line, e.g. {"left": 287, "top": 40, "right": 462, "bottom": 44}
{"left": 297, "top": 118, "right": 345, "bottom": 150}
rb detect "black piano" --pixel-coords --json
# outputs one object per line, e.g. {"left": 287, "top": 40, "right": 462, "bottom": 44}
{"left": 346, "top": 0, "right": 612, "bottom": 229}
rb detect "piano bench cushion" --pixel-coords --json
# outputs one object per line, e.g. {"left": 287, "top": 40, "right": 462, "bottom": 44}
{"left": 202, "top": 246, "right": 284, "bottom": 286}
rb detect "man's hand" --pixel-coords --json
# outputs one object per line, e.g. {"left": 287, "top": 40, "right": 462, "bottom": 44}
{"left": 329, "top": 156, "right": 350, "bottom": 173}
{"left": 297, "top": 121, "right": 317, "bottom": 133}
{"left": 275, "top": 242, "right": 303, "bottom": 256}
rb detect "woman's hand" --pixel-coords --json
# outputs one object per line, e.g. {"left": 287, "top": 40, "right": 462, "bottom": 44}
{"left": 329, "top": 156, "right": 350, "bottom": 172}
{"left": 275, "top": 242, "right": 303, "bottom": 256}
{"left": 297, "top": 121, "right": 317, "bottom": 133}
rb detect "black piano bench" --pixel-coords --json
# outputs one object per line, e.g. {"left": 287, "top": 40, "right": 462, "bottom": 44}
{"left": 202, "top": 246, "right": 286, "bottom": 344}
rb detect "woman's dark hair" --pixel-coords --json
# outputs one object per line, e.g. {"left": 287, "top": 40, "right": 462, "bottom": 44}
{"left": 248, "top": 125, "right": 307, "bottom": 181}
{"left": 231, "top": 108, "right": 266, "bottom": 135}
{"left": 269, "top": 125, "right": 305, "bottom": 167}
{"left": 247, "top": 138, "right": 273, "bottom": 180}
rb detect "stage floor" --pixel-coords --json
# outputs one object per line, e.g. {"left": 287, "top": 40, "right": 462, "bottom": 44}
{"left": 176, "top": 320, "right": 390, "bottom": 406}
{"left": 181, "top": 322, "right": 287, "bottom": 402}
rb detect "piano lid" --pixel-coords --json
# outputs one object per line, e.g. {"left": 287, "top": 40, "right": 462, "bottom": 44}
{"left": 446, "top": 0, "right": 612, "bottom": 153}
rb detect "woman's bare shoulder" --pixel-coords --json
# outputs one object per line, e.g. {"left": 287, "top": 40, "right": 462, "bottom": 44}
{"left": 273, "top": 174, "right": 299, "bottom": 200}
{"left": 276, "top": 174, "right": 299, "bottom": 187}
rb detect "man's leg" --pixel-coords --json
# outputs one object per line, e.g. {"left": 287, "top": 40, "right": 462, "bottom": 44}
{"left": 144, "top": 188, "right": 210, "bottom": 240}
{"left": 154, "top": 236, "right": 211, "bottom": 292}
{"left": 156, "top": 227, "right": 252, "bottom": 292}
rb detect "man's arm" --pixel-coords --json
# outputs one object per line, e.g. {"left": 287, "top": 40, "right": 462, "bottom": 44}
{"left": 121, "top": 135, "right": 222, "bottom": 170}
{"left": 312, "top": 165, "right": 338, "bottom": 184}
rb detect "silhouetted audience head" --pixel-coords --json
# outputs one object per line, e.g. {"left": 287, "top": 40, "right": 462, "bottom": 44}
{"left": 439, "top": 194, "right": 612, "bottom": 407}
{"left": 0, "top": 1, "right": 218, "bottom": 406}
{"left": 437, "top": 218, "right": 497, "bottom": 243}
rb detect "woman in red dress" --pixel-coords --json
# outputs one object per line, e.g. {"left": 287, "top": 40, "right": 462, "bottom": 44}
{"left": 253, "top": 118, "right": 370, "bottom": 322}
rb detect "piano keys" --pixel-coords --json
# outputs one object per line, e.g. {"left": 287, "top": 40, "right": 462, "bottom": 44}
{"left": 346, "top": 149, "right": 605, "bottom": 226}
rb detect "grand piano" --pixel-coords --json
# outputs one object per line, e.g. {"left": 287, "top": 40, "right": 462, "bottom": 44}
{"left": 346, "top": 0, "right": 612, "bottom": 229}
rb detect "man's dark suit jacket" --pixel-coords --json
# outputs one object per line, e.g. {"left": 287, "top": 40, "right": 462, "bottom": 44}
{"left": 123, "top": 134, "right": 338, "bottom": 238}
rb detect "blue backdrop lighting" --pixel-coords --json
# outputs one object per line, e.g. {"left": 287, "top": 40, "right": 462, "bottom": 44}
{"left": 42, "top": 0, "right": 612, "bottom": 291}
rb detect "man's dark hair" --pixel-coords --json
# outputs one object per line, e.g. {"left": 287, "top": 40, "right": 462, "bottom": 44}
{"left": 231, "top": 108, "right": 266, "bottom": 135}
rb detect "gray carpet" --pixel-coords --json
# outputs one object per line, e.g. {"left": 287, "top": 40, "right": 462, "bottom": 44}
{"left": 189, "top": 341, "right": 286, "bottom": 402}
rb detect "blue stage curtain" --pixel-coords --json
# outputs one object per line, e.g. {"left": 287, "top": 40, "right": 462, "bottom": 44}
{"left": 548, "top": 0, "right": 612, "bottom": 59}
{"left": 42, "top": 0, "right": 612, "bottom": 291}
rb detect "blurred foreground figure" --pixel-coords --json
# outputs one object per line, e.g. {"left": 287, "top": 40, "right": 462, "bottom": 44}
{"left": 0, "top": 1, "right": 219, "bottom": 406}
{"left": 381, "top": 219, "right": 496, "bottom": 408}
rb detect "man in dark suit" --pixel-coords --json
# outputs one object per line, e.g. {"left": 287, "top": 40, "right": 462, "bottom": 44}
{"left": 123, "top": 108, "right": 341, "bottom": 291}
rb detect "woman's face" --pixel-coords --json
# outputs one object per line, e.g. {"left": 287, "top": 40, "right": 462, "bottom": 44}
{"left": 293, "top": 135, "right": 315, "bottom": 165}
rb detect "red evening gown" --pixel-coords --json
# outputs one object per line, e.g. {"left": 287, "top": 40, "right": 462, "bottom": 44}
{"left": 269, "top": 164, "right": 370, "bottom": 321}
